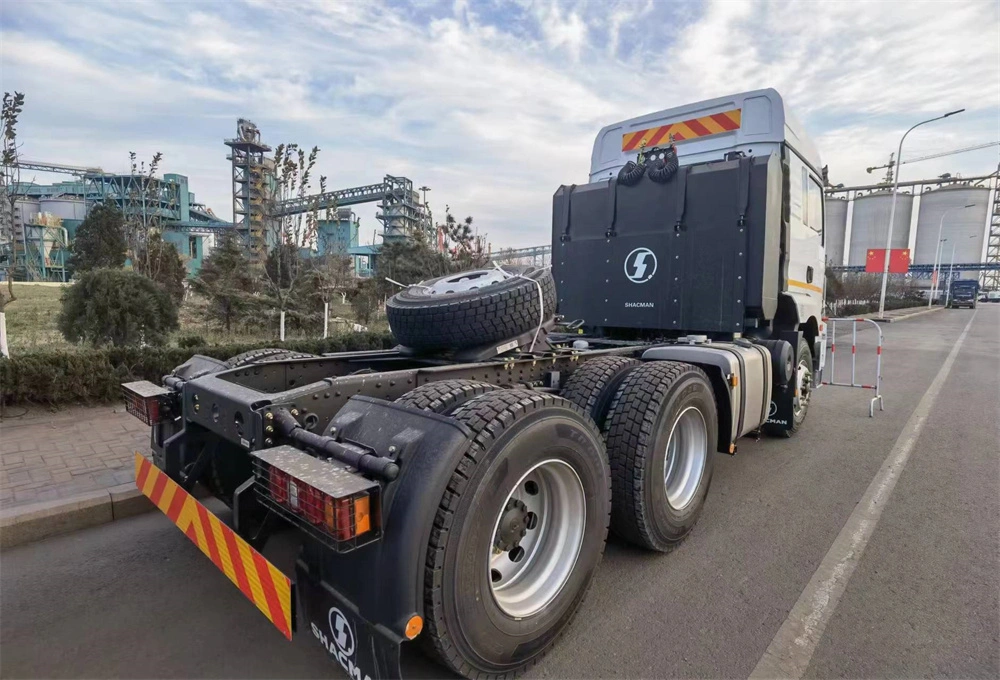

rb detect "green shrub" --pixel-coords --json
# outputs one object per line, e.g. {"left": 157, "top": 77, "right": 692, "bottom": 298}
{"left": 177, "top": 334, "right": 207, "bottom": 349}
{"left": 58, "top": 269, "right": 179, "bottom": 347}
{"left": 0, "top": 331, "right": 396, "bottom": 405}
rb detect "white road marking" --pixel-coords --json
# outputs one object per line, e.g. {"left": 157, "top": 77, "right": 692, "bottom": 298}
{"left": 749, "top": 311, "right": 978, "bottom": 679}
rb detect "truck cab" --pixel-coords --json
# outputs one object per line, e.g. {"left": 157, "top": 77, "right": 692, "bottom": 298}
{"left": 556, "top": 88, "right": 826, "bottom": 376}
{"left": 948, "top": 279, "right": 979, "bottom": 308}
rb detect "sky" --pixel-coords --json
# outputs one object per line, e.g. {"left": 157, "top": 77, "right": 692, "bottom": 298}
{"left": 2, "top": 0, "right": 998, "bottom": 249}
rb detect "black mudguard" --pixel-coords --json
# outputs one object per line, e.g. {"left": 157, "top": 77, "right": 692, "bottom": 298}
{"left": 296, "top": 396, "right": 473, "bottom": 677}
{"left": 764, "top": 330, "right": 802, "bottom": 430}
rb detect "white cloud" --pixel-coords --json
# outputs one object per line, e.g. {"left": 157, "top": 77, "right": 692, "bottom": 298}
{"left": 1, "top": 0, "right": 997, "bottom": 248}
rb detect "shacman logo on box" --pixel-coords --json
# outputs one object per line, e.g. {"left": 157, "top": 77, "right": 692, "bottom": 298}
{"left": 625, "top": 247, "right": 657, "bottom": 284}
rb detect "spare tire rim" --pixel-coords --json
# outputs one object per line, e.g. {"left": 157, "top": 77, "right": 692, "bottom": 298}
{"left": 794, "top": 360, "right": 812, "bottom": 420}
{"left": 488, "top": 459, "right": 586, "bottom": 618}
{"left": 663, "top": 406, "right": 708, "bottom": 511}
{"left": 424, "top": 269, "right": 508, "bottom": 295}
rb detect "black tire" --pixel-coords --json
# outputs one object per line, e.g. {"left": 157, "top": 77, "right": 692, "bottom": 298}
{"left": 763, "top": 337, "right": 813, "bottom": 438}
{"left": 423, "top": 390, "right": 611, "bottom": 678}
{"left": 604, "top": 362, "right": 718, "bottom": 552}
{"left": 386, "top": 266, "right": 556, "bottom": 351}
{"left": 395, "top": 380, "right": 500, "bottom": 415}
{"left": 559, "top": 355, "right": 641, "bottom": 428}
{"left": 224, "top": 348, "right": 315, "bottom": 368}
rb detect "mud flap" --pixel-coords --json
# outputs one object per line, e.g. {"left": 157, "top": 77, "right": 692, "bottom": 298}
{"left": 297, "top": 560, "right": 402, "bottom": 680}
{"left": 764, "top": 329, "right": 801, "bottom": 431}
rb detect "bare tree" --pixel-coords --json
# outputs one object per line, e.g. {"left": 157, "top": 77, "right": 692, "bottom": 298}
{"left": 260, "top": 143, "right": 321, "bottom": 339}
{"left": 0, "top": 92, "right": 26, "bottom": 357}
{"left": 123, "top": 151, "right": 169, "bottom": 279}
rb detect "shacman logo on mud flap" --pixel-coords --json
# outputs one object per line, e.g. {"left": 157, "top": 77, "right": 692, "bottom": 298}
{"left": 312, "top": 607, "right": 371, "bottom": 680}
{"left": 766, "top": 400, "right": 788, "bottom": 426}
{"left": 625, "top": 247, "right": 657, "bottom": 284}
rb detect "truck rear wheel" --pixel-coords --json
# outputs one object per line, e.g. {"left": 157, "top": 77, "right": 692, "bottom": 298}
{"left": 559, "top": 355, "right": 641, "bottom": 428}
{"left": 423, "top": 390, "right": 611, "bottom": 678}
{"left": 395, "top": 379, "right": 499, "bottom": 415}
{"left": 604, "top": 361, "right": 717, "bottom": 552}
{"left": 763, "top": 337, "right": 812, "bottom": 438}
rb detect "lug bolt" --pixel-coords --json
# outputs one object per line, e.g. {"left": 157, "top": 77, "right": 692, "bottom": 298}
{"left": 264, "top": 438, "right": 273, "bottom": 446}
{"left": 265, "top": 412, "right": 273, "bottom": 420}
{"left": 265, "top": 425, "right": 273, "bottom": 433}
{"left": 290, "top": 408, "right": 299, "bottom": 416}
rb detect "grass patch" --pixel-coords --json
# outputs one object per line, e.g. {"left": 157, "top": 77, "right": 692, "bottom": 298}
{"left": 4, "top": 283, "right": 69, "bottom": 350}
{"left": 3, "top": 283, "right": 378, "bottom": 351}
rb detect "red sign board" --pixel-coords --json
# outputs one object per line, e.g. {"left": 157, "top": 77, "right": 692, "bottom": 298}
{"left": 865, "top": 248, "right": 910, "bottom": 274}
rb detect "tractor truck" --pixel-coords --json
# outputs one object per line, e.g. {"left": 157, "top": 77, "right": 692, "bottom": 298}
{"left": 124, "top": 88, "right": 827, "bottom": 679}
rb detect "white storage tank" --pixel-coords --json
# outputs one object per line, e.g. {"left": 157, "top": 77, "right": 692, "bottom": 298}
{"left": 39, "top": 197, "right": 88, "bottom": 222}
{"left": 824, "top": 197, "right": 848, "bottom": 266}
{"left": 848, "top": 191, "right": 913, "bottom": 266}
{"left": 913, "top": 185, "right": 989, "bottom": 265}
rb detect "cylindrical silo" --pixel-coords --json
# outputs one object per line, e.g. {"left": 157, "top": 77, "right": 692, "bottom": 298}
{"left": 847, "top": 191, "right": 913, "bottom": 266}
{"left": 39, "top": 197, "right": 88, "bottom": 222}
{"left": 824, "top": 197, "right": 848, "bottom": 267}
{"left": 913, "top": 185, "right": 990, "bottom": 266}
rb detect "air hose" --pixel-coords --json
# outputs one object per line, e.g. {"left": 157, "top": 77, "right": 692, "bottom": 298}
{"left": 647, "top": 146, "right": 679, "bottom": 183}
{"left": 617, "top": 160, "right": 646, "bottom": 186}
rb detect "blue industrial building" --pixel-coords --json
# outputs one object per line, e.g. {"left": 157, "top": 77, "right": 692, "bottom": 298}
{"left": 10, "top": 166, "right": 232, "bottom": 281}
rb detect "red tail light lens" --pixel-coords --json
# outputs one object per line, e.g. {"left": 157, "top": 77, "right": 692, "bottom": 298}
{"left": 300, "top": 484, "right": 324, "bottom": 525}
{"left": 269, "top": 467, "right": 289, "bottom": 504}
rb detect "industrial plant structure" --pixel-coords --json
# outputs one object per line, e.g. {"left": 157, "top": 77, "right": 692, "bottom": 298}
{"left": 9, "top": 164, "right": 231, "bottom": 281}
{"left": 6, "top": 118, "right": 434, "bottom": 282}
{"left": 227, "top": 118, "right": 433, "bottom": 260}
{"left": 823, "top": 167, "right": 999, "bottom": 290}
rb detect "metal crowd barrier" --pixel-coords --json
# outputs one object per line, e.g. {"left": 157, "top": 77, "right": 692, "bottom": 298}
{"left": 821, "top": 317, "right": 885, "bottom": 417}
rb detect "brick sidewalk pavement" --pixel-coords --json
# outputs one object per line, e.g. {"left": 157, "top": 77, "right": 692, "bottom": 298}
{"left": 0, "top": 404, "right": 149, "bottom": 510}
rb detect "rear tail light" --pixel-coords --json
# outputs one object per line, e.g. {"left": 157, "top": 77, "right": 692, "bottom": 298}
{"left": 122, "top": 381, "right": 174, "bottom": 426}
{"left": 269, "top": 467, "right": 289, "bottom": 504}
{"left": 251, "top": 445, "right": 381, "bottom": 553}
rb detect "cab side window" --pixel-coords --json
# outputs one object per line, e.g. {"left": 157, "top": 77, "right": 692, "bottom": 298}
{"left": 807, "top": 176, "right": 824, "bottom": 240}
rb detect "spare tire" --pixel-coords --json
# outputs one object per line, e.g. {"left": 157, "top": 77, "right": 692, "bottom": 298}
{"left": 386, "top": 266, "right": 556, "bottom": 351}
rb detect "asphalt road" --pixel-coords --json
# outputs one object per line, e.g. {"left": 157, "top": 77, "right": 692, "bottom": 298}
{"left": 2, "top": 306, "right": 998, "bottom": 679}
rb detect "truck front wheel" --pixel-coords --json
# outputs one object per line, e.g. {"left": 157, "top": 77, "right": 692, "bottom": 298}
{"left": 763, "top": 337, "right": 813, "bottom": 438}
{"left": 604, "top": 362, "right": 718, "bottom": 552}
{"left": 423, "top": 390, "right": 611, "bottom": 678}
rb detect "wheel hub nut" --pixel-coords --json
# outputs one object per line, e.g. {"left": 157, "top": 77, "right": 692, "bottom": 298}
{"left": 494, "top": 498, "right": 529, "bottom": 551}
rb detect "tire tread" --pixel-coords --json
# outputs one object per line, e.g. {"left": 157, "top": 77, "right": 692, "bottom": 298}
{"left": 422, "top": 389, "right": 610, "bottom": 679}
{"left": 604, "top": 361, "right": 708, "bottom": 550}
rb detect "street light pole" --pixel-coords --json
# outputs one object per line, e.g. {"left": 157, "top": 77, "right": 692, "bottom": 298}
{"left": 933, "top": 238, "right": 947, "bottom": 305}
{"left": 877, "top": 109, "right": 965, "bottom": 317}
{"left": 929, "top": 203, "right": 975, "bottom": 307}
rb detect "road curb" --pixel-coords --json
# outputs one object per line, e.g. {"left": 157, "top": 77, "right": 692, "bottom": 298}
{"left": 0, "top": 481, "right": 207, "bottom": 549}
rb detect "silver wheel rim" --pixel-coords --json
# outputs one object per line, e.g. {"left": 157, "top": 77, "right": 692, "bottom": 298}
{"left": 488, "top": 459, "right": 586, "bottom": 618}
{"left": 794, "top": 360, "right": 812, "bottom": 420}
{"left": 424, "top": 269, "right": 507, "bottom": 295}
{"left": 663, "top": 406, "right": 708, "bottom": 510}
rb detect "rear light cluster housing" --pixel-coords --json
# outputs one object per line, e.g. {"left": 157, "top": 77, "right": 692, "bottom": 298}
{"left": 250, "top": 445, "right": 381, "bottom": 553}
{"left": 121, "top": 380, "right": 174, "bottom": 426}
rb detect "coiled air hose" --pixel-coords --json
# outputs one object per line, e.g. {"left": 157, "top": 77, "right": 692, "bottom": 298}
{"left": 617, "top": 160, "right": 646, "bottom": 186}
{"left": 647, "top": 146, "right": 679, "bottom": 183}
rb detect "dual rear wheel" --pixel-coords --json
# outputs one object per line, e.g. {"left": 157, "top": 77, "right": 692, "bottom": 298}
{"left": 396, "top": 360, "right": 718, "bottom": 677}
